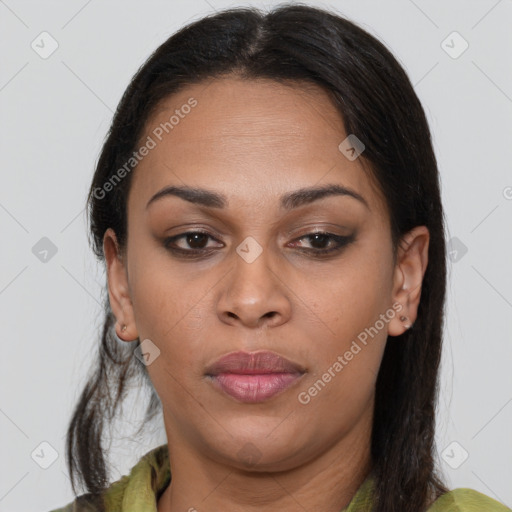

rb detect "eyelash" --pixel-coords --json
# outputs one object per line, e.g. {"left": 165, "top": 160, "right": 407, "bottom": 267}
{"left": 163, "top": 230, "right": 354, "bottom": 259}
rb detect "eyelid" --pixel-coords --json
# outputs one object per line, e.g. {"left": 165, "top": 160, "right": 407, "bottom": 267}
{"left": 162, "top": 229, "right": 355, "bottom": 259}
{"left": 283, "top": 222, "right": 352, "bottom": 238}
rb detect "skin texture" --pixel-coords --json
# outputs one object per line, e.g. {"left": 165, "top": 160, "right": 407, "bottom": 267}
{"left": 103, "top": 76, "right": 429, "bottom": 512}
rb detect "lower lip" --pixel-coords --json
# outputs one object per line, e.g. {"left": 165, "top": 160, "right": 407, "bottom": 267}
{"left": 209, "top": 373, "right": 303, "bottom": 403}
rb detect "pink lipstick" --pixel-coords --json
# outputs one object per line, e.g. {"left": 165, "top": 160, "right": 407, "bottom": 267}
{"left": 205, "top": 350, "right": 305, "bottom": 403}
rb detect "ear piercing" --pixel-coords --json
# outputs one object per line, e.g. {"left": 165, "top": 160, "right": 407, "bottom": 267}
{"left": 399, "top": 316, "right": 412, "bottom": 330}
{"left": 121, "top": 324, "right": 127, "bottom": 332}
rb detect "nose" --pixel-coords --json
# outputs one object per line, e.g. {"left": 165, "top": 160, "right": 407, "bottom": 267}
{"left": 216, "top": 241, "right": 292, "bottom": 329}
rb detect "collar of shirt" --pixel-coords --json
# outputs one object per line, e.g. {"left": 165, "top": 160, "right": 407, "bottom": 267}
{"left": 53, "top": 444, "right": 511, "bottom": 511}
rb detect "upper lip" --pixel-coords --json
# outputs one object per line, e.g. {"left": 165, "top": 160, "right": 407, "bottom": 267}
{"left": 205, "top": 350, "right": 306, "bottom": 376}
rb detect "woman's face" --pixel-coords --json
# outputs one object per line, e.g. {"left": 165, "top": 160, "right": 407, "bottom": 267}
{"left": 105, "top": 77, "right": 428, "bottom": 474}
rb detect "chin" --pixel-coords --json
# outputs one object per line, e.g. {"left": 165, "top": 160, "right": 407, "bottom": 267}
{"left": 203, "top": 427, "right": 310, "bottom": 472}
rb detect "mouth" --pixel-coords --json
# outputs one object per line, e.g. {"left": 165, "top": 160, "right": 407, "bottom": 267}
{"left": 205, "top": 350, "right": 306, "bottom": 403}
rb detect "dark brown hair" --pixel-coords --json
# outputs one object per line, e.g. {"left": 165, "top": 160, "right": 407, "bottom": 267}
{"left": 66, "top": 4, "right": 449, "bottom": 511}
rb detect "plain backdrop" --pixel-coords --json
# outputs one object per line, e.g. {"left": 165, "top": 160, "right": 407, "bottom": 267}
{"left": 1, "top": 1, "right": 511, "bottom": 510}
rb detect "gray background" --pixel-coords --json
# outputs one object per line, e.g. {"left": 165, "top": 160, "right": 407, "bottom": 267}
{"left": 1, "top": 0, "right": 511, "bottom": 510}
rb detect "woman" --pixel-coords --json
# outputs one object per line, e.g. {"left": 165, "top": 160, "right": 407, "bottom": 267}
{"left": 49, "top": 4, "right": 510, "bottom": 512}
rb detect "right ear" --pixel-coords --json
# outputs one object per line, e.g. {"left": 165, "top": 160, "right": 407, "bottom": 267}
{"left": 103, "top": 228, "right": 138, "bottom": 341}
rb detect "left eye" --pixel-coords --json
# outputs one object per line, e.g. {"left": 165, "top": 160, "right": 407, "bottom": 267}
{"left": 288, "top": 232, "right": 354, "bottom": 254}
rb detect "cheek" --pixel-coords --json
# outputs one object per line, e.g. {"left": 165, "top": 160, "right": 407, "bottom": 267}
{"left": 130, "top": 260, "right": 209, "bottom": 408}
{"left": 302, "top": 251, "right": 392, "bottom": 346}
{"left": 292, "top": 257, "right": 391, "bottom": 428}
{"left": 127, "top": 237, "right": 195, "bottom": 332}
{"left": 292, "top": 249, "right": 393, "bottom": 417}
{"left": 127, "top": 245, "right": 218, "bottom": 381}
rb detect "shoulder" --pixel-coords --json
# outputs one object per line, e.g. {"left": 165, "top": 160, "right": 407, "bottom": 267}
{"left": 50, "top": 493, "right": 105, "bottom": 512}
{"left": 47, "top": 443, "right": 170, "bottom": 512}
{"left": 428, "top": 488, "right": 512, "bottom": 511}
{"left": 47, "top": 492, "right": 103, "bottom": 512}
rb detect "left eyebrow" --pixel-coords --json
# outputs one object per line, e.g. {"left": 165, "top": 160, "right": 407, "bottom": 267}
{"left": 280, "top": 183, "right": 369, "bottom": 211}
{"left": 145, "top": 183, "right": 369, "bottom": 211}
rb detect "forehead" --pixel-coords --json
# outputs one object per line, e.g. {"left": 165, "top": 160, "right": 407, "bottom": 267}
{"left": 129, "top": 77, "right": 386, "bottom": 216}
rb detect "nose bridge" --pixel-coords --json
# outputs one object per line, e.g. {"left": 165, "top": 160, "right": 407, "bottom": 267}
{"left": 231, "top": 235, "right": 275, "bottom": 302}
{"left": 217, "top": 235, "right": 291, "bottom": 327}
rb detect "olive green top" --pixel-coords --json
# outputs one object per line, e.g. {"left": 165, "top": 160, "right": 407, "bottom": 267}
{"left": 49, "top": 443, "right": 511, "bottom": 511}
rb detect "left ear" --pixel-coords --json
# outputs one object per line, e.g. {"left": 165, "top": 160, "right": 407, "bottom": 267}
{"left": 388, "top": 225, "right": 430, "bottom": 337}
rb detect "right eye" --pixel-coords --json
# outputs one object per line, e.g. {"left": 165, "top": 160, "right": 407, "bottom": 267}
{"left": 163, "top": 230, "right": 224, "bottom": 257}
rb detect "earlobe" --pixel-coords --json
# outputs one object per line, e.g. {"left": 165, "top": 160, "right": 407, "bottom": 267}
{"left": 388, "top": 226, "right": 430, "bottom": 337}
{"left": 103, "top": 228, "right": 138, "bottom": 341}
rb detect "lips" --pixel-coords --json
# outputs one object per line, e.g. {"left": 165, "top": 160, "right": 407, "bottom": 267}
{"left": 205, "top": 350, "right": 306, "bottom": 403}
{"left": 205, "top": 350, "right": 306, "bottom": 375}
